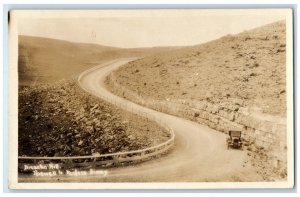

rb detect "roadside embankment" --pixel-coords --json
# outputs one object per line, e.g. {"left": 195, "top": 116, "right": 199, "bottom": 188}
{"left": 19, "top": 80, "right": 171, "bottom": 158}
{"left": 106, "top": 73, "right": 287, "bottom": 179}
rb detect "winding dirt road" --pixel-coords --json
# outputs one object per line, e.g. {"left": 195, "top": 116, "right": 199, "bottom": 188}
{"left": 19, "top": 58, "right": 262, "bottom": 184}
{"left": 76, "top": 58, "right": 262, "bottom": 182}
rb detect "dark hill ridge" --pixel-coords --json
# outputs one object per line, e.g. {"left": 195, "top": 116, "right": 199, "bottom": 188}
{"left": 18, "top": 35, "right": 119, "bottom": 85}
{"left": 18, "top": 35, "right": 177, "bottom": 86}
{"left": 109, "top": 20, "right": 287, "bottom": 116}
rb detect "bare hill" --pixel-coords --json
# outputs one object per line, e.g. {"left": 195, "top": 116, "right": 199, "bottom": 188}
{"left": 110, "top": 20, "right": 287, "bottom": 116}
{"left": 18, "top": 36, "right": 176, "bottom": 85}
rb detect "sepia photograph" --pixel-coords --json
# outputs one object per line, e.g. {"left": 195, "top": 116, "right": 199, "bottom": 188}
{"left": 8, "top": 9, "right": 294, "bottom": 189}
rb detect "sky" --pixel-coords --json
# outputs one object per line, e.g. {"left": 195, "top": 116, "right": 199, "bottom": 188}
{"left": 15, "top": 9, "right": 291, "bottom": 48}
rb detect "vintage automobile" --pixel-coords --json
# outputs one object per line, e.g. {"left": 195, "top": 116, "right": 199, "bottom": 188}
{"left": 226, "top": 130, "right": 243, "bottom": 150}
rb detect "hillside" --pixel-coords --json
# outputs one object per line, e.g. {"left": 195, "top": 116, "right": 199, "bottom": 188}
{"left": 19, "top": 80, "right": 170, "bottom": 157}
{"left": 109, "top": 20, "right": 287, "bottom": 116}
{"left": 18, "top": 36, "right": 177, "bottom": 157}
{"left": 18, "top": 36, "right": 177, "bottom": 86}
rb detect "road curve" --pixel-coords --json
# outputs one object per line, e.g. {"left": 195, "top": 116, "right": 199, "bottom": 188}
{"left": 76, "top": 58, "right": 259, "bottom": 182}
{"left": 19, "top": 58, "right": 261, "bottom": 184}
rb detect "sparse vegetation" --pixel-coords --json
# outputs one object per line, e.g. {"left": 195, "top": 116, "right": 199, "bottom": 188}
{"left": 110, "top": 20, "right": 286, "bottom": 115}
{"left": 19, "top": 80, "right": 169, "bottom": 157}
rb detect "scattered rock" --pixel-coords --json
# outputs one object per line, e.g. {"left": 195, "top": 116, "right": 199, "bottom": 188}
{"left": 279, "top": 90, "right": 286, "bottom": 94}
{"left": 19, "top": 80, "right": 169, "bottom": 157}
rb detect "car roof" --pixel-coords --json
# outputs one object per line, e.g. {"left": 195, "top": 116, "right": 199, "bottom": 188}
{"left": 229, "top": 130, "right": 241, "bottom": 137}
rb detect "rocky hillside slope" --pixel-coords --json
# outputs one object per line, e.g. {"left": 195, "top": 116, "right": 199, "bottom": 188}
{"left": 106, "top": 21, "right": 288, "bottom": 179}
{"left": 19, "top": 80, "right": 170, "bottom": 157}
{"left": 110, "top": 20, "right": 286, "bottom": 116}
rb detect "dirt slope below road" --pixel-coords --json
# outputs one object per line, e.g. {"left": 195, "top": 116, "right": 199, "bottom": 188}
{"left": 111, "top": 20, "right": 287, "bottom": 116}
{"left": 18, "top": 78, "right": 169, "bottom": 157}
